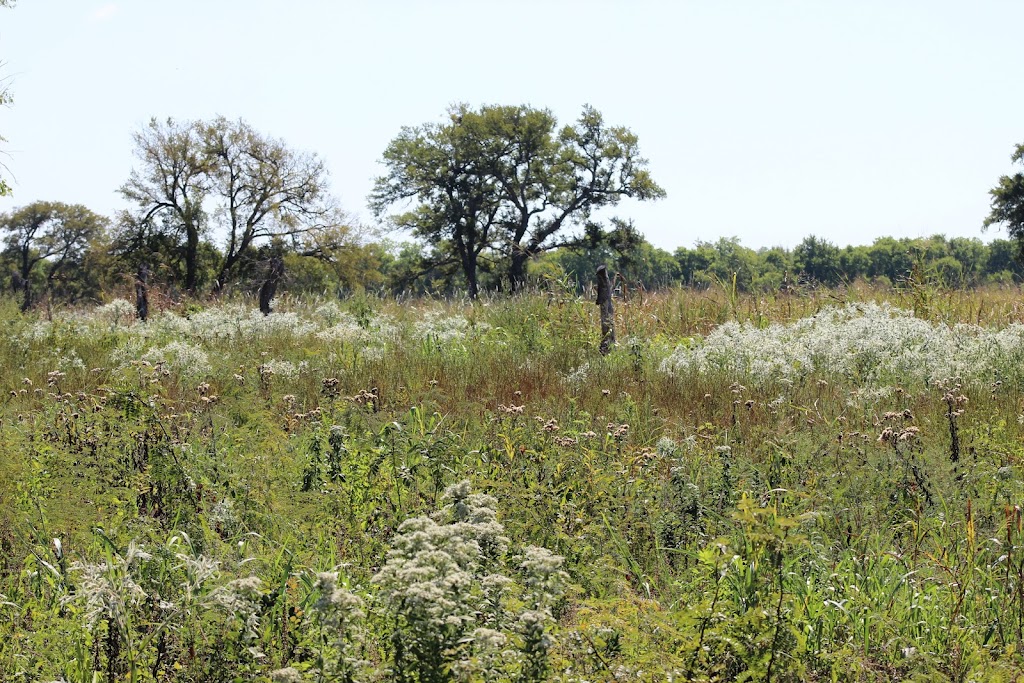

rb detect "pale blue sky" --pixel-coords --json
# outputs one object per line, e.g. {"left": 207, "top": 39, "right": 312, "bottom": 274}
{"left": 1, "top": 1, "right": 1022, "bottom": 251}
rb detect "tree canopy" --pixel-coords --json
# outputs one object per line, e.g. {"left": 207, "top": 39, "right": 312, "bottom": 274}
{"left": 120, "top": 116, "right": 347, "bottom": 292}
{"left": 370, "top": 103, "right": 664, "bottom": 297}
{"left": 983, "top": 142, "right": 1024, "bottom": 255}
{"left": 1, "top": 201, "right": 108, "bottom": 309}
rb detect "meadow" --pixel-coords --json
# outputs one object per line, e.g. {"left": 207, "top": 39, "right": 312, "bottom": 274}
{"left": 3, "top": 280, "right": 1024, "bottom": 681}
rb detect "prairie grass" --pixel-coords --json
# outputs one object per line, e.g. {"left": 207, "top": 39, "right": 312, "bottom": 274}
{"left": 2, "top": 282, "right": 1024, "bottom": 680}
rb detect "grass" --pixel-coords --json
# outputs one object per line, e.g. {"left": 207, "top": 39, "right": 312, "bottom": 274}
{"left": 3, "top": 282, "right": 1024, "bottom": 681}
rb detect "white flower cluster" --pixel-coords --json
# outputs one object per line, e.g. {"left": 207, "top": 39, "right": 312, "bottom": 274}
{"left": 661, "top": 302, "right": 1024, "bottom": 387}
{"left": 94, "top": 298, "right": 137, "bottom": 326}
{"left": 372, "top": 494, "right": 511, "bottom": 635}
{"left": 312, "top": 571, "right": 364, "bottom": 631}
{"left": 371, "top": 480, "right": 569, "bottom": 680}
{"left": 412, "top": 312, "right": 490, "bottom": 344}
{"left": 66, "top": 554, "right": 149, "bottom": 629}
{"left": 141, "top": 340, "right": 211, "bottom": 378}
{"left": 153, "top": 305, "right": 318, "bottom": 342}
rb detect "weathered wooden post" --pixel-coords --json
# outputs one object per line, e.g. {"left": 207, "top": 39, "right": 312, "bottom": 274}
{"left": 135, "top": 263, "right": 150, "bottom": 322}
{"left": 259, "top": 256, "right": 285, "bottom": 316}
{"left": 12, "top": 271, "right": 30, "bottom": 312}
{"left": 596, "top": 265, "right": 615, "bottom": 355}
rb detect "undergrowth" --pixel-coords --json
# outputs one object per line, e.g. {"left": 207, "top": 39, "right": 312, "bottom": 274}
{"left": 2, "top": 283, "right": 1024, "bottom": 681}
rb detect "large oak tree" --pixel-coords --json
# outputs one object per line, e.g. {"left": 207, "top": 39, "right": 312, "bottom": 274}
{"left": 120, "top": 116, "right": 343, "bottom": 292}
{"left": 370, "top": 104, "right": 664, "bottom": 297}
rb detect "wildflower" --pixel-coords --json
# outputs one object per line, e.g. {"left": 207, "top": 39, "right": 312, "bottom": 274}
{"left": 472, "top": 627, "right": 508, "bottom": 649}
{"left": 321, "top": 377, "right": 340, "bottom": 396}
{"left": 312, "top": 571, "right": 364, "bottom": 630}
{"left": 270, "top": 667, "right": 304, "bottom": 683}
{"left": 655, "top": 437, "right": 679, "bottom": 458}
{"left": 608, "top": 423, "right": 629, "bottom": 441}
{"left": 142, "top": 341, "right": 210, "bottom": 378}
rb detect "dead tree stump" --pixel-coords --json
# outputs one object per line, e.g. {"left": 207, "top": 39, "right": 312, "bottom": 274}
{"left": 135, "top": 263, "right": 150, "bottom": 322}
{"left": 596, "top": 265, "right": 616, "bottom": 355}
{"left": 12, "top": 271, "right": 30, "bottom": 312}
{"left": 259, "top": 256, "right": 285, "bottom": 316}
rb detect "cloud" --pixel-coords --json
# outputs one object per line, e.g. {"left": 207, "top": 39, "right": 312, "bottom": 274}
{"left": 90, "top": 3, "right": 118, "bottom": 21}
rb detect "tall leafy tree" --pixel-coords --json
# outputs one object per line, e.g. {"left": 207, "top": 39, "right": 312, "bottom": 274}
{"left": 119, "top": 118, "right": 209, "bottom": 292}
{"left": 120, "top": 116, "right": 342, "bottom": 292}
{"left": 983, "top": 142, "right": 1024, "bottom": 256}
{"left": 370, "top": 104, "right": 664, "bottom": 297}
{"left": 493, "top": 105, "right": 666, "bottom": 290}
{"left": 1, "top": 201, "right": 108, "bottom": 310}
{"left": 198, "top": 117, "right": 341, "bottom": 288}
{"left": 370, "top": 109, "right": 504, "bottom": 298}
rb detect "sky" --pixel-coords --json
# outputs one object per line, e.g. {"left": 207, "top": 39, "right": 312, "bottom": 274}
{"left": 0, "top": 1, "right": 1022, "bottom": 252}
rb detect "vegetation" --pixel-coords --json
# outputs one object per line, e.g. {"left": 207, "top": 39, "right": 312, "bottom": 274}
{"left": 984, "top": 142, "right": 1024, "bottom": 255}
{"left": 1, "top": 201, "right": 108, "bottom": 310}
{"left": 2, "top": 281, "right": 1024, "bottom": 680}
{"left": 369, "top": 104, "right": 665, "bottom": 297}
{"left": 118, "top": 116, "right": 349, "bottom": 293}
{"left": 5, "top": 86, "right": 1024, "bottom": 679}
{"left": 0, "top": 0, "right": 14, "bottom": 197}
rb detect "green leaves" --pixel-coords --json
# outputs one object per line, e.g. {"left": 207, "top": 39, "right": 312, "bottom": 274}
{"left": 371, "top": 103, "right": 664, "bottom": 295}
{"left": 984, "top": 143, "right": 1024, "bottom": 259}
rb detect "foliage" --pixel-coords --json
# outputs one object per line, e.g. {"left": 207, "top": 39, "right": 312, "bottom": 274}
{"left": 0, "top": 0, "right": 15, "bottom": 196}
{"left": 984, "top": 142, "right": 1024, "bottom": 256}
{"left": 370, "top": 104, "right": 664, "bottom": 297}
{"left": 5, "top": 284, "right": 1024, "bottom": 679}
{"left": 119, "top": 117, "right": 350, "bottom": 294}
{"left": 0, "top": 201, "right": 110, "bottom": 309}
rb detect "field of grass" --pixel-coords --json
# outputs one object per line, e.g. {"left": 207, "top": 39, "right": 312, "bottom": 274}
{"left": 4, "top": 281, "right": 1024, "bottom": 681}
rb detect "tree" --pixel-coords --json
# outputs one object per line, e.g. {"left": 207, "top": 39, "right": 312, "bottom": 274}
{"left": 493, "top": 105, "right": 666, "bottom": 290}
{"left": 1, "top": 201, "right": 108, "bottom": 310}
{"left": 120, "top": 116, "right": 342, "bottom": 293}
{"left": 793, "top": 235, "right": 842, "bottom": 285}
{"left": 119, "top": 118, "right": 209, "bottom": 292}
{"left": 370, "top": 104, "right": 664, "bottom": 297}
{"left": 0, "top": 0, "right": 16, "bottom": 197}
{"left": 983, "top": 142, "right": 1024, "bottom": 256}
{"left": 370, "top": 109, "right": 504, "bottom": 299}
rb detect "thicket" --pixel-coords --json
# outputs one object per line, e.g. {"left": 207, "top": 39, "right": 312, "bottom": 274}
{"left": 5, "top": 215, "right": 1024, "bottom": 307}
{"left": 4, "top": 282, "right": 1024, "bottom": 680}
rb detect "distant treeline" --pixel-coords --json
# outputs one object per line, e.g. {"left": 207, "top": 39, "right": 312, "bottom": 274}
{"left": 543, "top": 233, "right": 1024, "bottom": 293}
{"left": 2, "top": 211, "right": 1019, "bottom": 307}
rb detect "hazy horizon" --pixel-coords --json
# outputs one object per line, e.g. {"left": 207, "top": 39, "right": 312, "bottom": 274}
{"left": 1, "top": 1, "right": 1022, "bottom": 252}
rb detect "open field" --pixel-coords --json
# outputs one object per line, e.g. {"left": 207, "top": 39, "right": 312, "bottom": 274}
{"left": 4, "top": 283, "right": 1024, "bottom": 681}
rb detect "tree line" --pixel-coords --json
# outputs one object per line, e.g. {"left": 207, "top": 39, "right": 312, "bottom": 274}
{"left": 3, "top": 100, "right": 1024, "bottom": 308}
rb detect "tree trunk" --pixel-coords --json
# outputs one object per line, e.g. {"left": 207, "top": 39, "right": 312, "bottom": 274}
{"left": 135, "top": 263, "right": 150, "bottom": 322}
{"left": 455, "top": 238, "right": 479, "bottom": 300}
{"left": 509, "top": 249, "right": 529, "bottom": 293}
{"left": 185, "top": 226, "right": 199, "bottom": 293}
{"left": 11, "top": 271, "right": 29, "bottom": 312}
{"left": 596, "top": 265, "right": 615, "bottom": 355}
{"left": 258, "top": 257, "right": 284, "bottom": 315}
{"left": 464, "top": 258, "right": 479, "bottom": 299}
{"left": 18, "top": 248, "right": 31, "bottom": 312}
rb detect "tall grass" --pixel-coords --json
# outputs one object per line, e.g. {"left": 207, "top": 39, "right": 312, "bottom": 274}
{"left": 2, "top": 283, "right": 1024, "bottom": 680}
